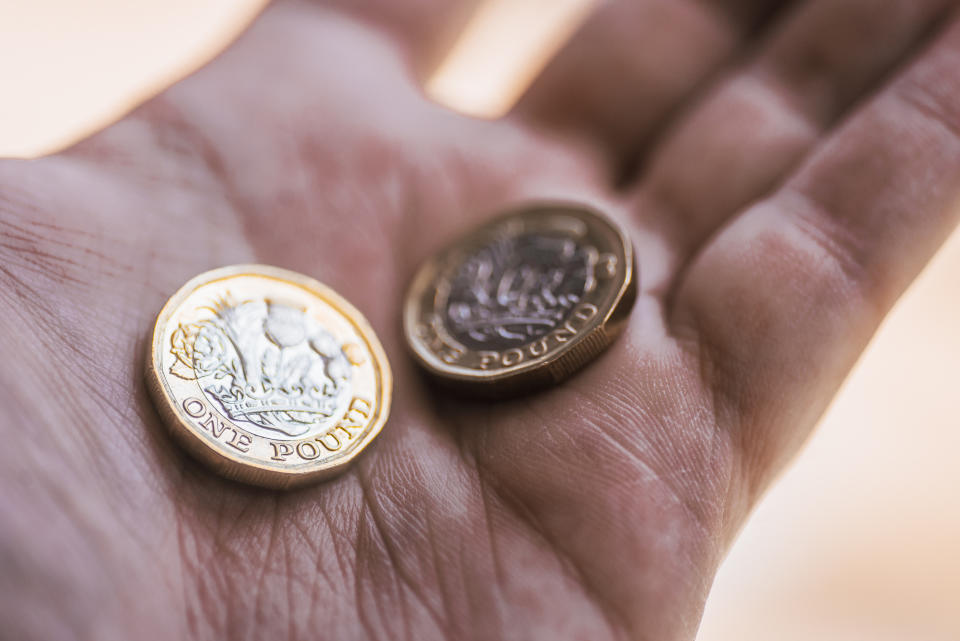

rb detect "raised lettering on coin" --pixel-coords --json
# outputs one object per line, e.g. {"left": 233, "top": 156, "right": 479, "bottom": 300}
{"left": 403, "top": 204, "right": 636, "bottom": 396}
{"left": 146, "top": 265, "right": 392, "bottom": 489}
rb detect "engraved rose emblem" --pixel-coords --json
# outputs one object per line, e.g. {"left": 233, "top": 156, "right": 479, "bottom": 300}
{"left": 170, "top": 296, "right": 352, "bottom": 437}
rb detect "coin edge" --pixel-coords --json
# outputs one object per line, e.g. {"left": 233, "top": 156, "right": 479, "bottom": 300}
{"left": 402, "top": 203, "right": 637, "bottom": 393}
{"left": 145, "top": 264, "right": 393, "bottom": 490}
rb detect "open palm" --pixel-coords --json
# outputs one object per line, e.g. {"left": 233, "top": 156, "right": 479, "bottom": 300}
{"left": 2, "top": 1, "right": 959, "bottom": 639}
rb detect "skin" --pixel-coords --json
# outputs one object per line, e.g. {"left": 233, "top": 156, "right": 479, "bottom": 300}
{"left": 1, "top": 0, "right": 959, "bottom": 639}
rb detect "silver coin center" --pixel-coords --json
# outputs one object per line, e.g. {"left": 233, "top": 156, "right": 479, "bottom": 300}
{"left": 170, "top": 299, "right": 353, "bottom": 440}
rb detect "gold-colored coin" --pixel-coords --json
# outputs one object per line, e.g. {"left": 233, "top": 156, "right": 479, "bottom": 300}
{"left": 146, "top": 265, "right": 391, "bottom": 489}
{"left": 404, "top": 203, "right": 636, "bottom": 397}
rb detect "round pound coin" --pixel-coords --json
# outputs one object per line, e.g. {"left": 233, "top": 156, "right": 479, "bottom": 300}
{"left": 404, "top": 203, "right": 636, "bottom": 397}
{"left": 146, "top": 265, "right": 391, "bottom": 489}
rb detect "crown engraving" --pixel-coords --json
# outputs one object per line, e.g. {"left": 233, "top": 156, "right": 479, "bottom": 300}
{"left": 170, "top": 295, "right": 352, "bottom": 438}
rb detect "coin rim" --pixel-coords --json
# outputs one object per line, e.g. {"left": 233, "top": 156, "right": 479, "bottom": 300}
{"left": 403, "top": 202, "right": 636, "bottom": 387}
{"left": 145, "top": 264, "right": 392, "bottom": 489}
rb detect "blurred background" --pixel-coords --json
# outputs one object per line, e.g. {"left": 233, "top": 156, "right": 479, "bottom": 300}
{"left": 2, "top": 1, "right": 958, "bottom": 638}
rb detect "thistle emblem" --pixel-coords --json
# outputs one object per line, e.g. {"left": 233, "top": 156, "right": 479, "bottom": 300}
{"left": 170, "top": 295, "right": 352, "bottom": 437}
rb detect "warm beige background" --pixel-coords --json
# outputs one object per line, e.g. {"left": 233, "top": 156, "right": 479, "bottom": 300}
{"left": 2, "top": 2, "right": 958, "bottom": 639}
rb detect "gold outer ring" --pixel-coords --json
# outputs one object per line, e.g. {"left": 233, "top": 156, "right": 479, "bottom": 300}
{"left": 145, "top": 264, "right": 392, "bottom": 489}
{"left": 403, "top": 202, "right": 637, "bottom": 397}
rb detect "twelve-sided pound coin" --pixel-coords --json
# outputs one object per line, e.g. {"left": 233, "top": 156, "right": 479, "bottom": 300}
{"left": 146, "top": 265, "right": 391, "bottom": 489}
{"left": 404, "top": 203, "right": 636, "bottom": 397}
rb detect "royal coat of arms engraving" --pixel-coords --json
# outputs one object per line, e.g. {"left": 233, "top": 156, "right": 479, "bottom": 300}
{"left": 444, "top": 233, "right": 599, "bottom": 350}
{"left": 169, "top": 297, "right": 352, "bottom": 438}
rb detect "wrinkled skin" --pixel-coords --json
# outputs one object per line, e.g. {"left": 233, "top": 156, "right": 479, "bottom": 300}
{"left": 2, "top": 1, "right": 959, "bottom": 639}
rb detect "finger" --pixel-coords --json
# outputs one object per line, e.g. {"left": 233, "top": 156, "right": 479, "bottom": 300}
{"left": 512, "top": 0, "right": 791, "bottom": 169}
{"left": 672, "top": 13, "right": 960, "bottom": 491}
{"left": 318, "top": 0, "right": 483, "bottom": 74}
{"left": 635, "top": 0, "right": 956, "bottom": 286}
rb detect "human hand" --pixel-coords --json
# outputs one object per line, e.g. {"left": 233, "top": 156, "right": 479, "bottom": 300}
{"left": 2, "top": 1, "right": 958, "bottom": 639}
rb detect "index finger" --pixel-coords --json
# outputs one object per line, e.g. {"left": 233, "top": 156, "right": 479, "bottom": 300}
{"left": 318, "top": 0, "right": 483, "bottom": 73}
